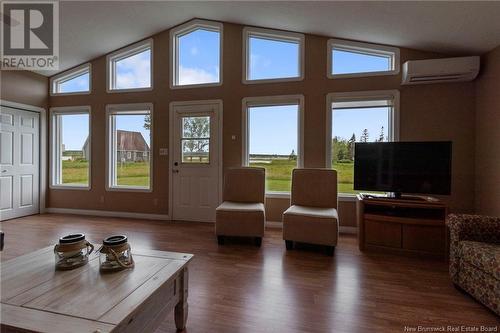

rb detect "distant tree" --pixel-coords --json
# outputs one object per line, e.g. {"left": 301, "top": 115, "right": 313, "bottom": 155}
{"left": 144, "top": 115, "right": 151, "bottom": 130}
{"left": 183, "top": 117, "right": 210, "bottom": 161}
{"left": 377, "top": 126, "right": 385, "bottom": 142}
{"left": 289, "top": 149, "right": 297, "bottom": 160}
{"left": 360, "top": 129, "right": 369, "bottom": 142}
{"left": 331, "top": 138, "right": 337, "bottom": 163}
{"left": 332, "top": 136, "right": 349, "bottom": 164}
{"left": 347, "top": 133, "right": 356, "bottom": 160}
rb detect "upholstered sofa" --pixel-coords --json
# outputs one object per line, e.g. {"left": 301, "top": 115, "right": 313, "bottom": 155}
{"left": 446, "top": 214, "right": 500, "bottom": 315}
{"left": 215, "top": 167, "right": 266, "bottom": 246}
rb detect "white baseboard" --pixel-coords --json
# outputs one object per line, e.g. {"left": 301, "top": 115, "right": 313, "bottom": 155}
{"left": 265, "top": 221, "right": 283, "bottom": 228}
{"left": 266, "top": 221, "right": 357, "bottom": 234}
{"left": 46, "top": 207, "right": 170, "bottom": 221}
{"left": 44, "top": 209, "right": 358, "bottom": 234}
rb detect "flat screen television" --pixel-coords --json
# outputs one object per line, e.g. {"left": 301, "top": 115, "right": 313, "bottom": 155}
{"left": 354, "top": 141, "right": 452, "bottom": 196}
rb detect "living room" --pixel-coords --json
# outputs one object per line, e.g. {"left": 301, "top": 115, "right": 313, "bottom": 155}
{"left": 0, "top": 1, "right": 499, "bottom": 332}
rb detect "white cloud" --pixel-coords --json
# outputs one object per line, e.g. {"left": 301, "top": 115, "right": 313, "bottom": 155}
{"left": 60, "top": 73, "right": 89, "bottom": 92}
{"left": 74, "top": 76, "right": 88, "bottom": 89}
{"left": 179, "top": 66, "right": 218, "bottom": 85}
{"left": 190, "top": 47, "right": 199, "bottom": 56}
{"left": 250, "top": 53, "right": 272, "bottom": 68}
{"left": 115, "top": 51, "right": 151, "bottom": 89}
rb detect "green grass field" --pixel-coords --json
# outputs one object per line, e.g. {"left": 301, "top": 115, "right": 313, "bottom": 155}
{"left": 116, "top": 162, "right": 150, "bottom": 186}
{"left": 61, "top": 160, "right": 90, "bottom": 186}
{"left": 250, "top": 159, "right": 296, "bottom": 192}
{"left": 62, "top": 159, "right": 357, "bottom": 193}
{"left": 250, "top": 159, "right": 357, "bottom": 193}
{"left": 62, "top": 160, "right": 150, "bottom": 187}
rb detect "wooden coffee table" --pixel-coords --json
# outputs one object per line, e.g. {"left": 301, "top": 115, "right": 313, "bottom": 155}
{"left": 0, "top": 246, "right": 193, "bottom": 333}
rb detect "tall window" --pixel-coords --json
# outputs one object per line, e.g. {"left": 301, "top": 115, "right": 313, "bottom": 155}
{"left": 328, "top": 39, "right": 399, "bottom": 78}
{"left": 50, "top": 106, "right": 91, "bottom": 188}
{"left": 243, "top": 96, "right": 304, "bottom": 193}
{"left": 243, "top": 27, "right": 304, "bottom": 83}
{"left": 107, "top": 39, "right": 152, "bottom": 91}
{"left": 327, "top": 91, "right": 399, "bottom": 195}
{"left": 171, "top": 19, "right": 222, "bottom": 87}
{"left": 106, "top": 104, "right": 152, "bottom": 191}
{"left": 51, "top": 64, "right": 91, "bottom": 95}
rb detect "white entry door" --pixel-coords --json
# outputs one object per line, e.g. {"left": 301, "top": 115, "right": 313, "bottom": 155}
{"left": 171, "top": 101, "right": 221, "bottom": 222}
{"left": 0, "top": 106, "right": 40, "bottom": 220}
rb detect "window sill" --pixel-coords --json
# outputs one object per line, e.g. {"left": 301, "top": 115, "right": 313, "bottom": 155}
{"left": 50, "top": 90, "right": 91, "bottom": 97}
{"left": 170, "top": 81, "right": 222, "bottom": 90}
{"left": 106, "top": 186, "right": 152, "bottom": 193}
{"left": 338, "top": 195, "right": 357, "bottom": 202}
{"left": 327, "top": 69, "right": 400, "bottom": 79}
{"left": 107, "top": 86, "right": 153, "bottom": 94}
{"left": 50, "top": 185, "right": 91, "bottom": 191}
{"left": 265, "top": 193, "right": 358, "bottom": 202}
{"left": 265, "top": 192, "right": 290, "bottom": 199}
{"left": 243, "top": 76, "right": 303, "bottom": 85}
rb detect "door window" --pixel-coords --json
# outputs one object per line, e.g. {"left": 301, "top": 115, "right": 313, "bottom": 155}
{"left": 181, "top": 116, "right": 210, "bottom": 164}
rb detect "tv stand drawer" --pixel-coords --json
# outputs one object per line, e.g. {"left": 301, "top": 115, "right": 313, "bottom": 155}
{"left": 365, "top": 220, "right": 401, "bottom": 248}
{"left": 402, "top": 225, "right": 446, "bottom": 254}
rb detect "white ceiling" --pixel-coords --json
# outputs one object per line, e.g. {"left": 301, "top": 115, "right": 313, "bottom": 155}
{"left": 43, "top": 1, "right": 500, "bottom": 76}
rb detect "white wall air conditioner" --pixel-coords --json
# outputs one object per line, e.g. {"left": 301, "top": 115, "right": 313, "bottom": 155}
{"left": 401, "top": 56, "right": 480, "bottom": 85}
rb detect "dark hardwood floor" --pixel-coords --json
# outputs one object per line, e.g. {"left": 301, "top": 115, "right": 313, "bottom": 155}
{"left": 1, "top": 214, "right": 498, "bottom": 332}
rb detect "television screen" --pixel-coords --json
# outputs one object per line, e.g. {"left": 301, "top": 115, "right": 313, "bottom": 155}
{"left": 354, "top": 141, "right": 452, "bottom": 195}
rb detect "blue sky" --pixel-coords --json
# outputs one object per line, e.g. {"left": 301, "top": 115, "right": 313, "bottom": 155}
{"left": 61, "top": 114, "right": 89, "bottom": 150}
{"left": 61, "top": 30, "right": 390, "bottom": 153}
{"left": 249, "top": 37, "right": 299, "bottom": 80}
{"left": 178, "top": 29, "right": 220, "bottom": 84}
{"left": 332, "top": 50, "right": 390, "bottom": 74}
{"left": 333, "top": 107, "right": 389, "bottom": 142}
{"left": 249, "top": 105, "right": 298, "bottom": 155}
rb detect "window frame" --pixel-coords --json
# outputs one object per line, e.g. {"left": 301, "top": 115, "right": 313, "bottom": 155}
{"left": 327, "top": 39, "right": 400, "bottom": 79}
{"left": 243, "top": 27, "right": 305, "bottom": 84}
{"left": 50, "top": 63, "right": 91, "bottom": 96}
{"left": 106, "top": 39, "right": 153, "bottom": 93}
{"left": 325, "top": 90, "right": 400, "bottom": 198}
{"left": 169, "top": 19, "right": 223, "bottom": 89}
{"left": 105, "top": 103, "right": 153, "bottom": 192}
{"left": 242, "top": 94, "right": 304, "bottom": 197}
{"left": 49, "top": 105, "right": 92, "bottom": 190}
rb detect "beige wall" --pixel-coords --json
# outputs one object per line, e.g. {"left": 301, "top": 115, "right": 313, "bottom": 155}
{"left": 475, "top": 45, "right": 500, "bottom": 216}
{"left": 400, "top": 83, "right": 476, "bottom": 212}
{"left": 42, "top": 21, "right": 477, "bottom": 224}
{"left": 1, "top": 70, "right": 48, "bottom": 108}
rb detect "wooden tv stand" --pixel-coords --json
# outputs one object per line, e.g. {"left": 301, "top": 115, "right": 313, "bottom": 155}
{"left": 356, "top": 194, "right": 448, "bottom": 257}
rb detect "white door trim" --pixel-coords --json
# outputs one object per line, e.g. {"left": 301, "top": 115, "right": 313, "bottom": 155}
{"left": 0, "top": 99, "right": 47, "bottom": 215}
{"left": 168, "top": 99, "right": 223, "bottom": 222}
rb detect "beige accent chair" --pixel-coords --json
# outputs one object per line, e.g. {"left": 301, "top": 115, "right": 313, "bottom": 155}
{"left": 215, "top": 167, "right": 266, "bottom": 247}
{"left": 283, "top": 168, "right": 339, "bottom": 255}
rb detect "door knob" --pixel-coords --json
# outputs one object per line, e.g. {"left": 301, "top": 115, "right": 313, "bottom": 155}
{"left": 173, "top": 170, "right": 179, "bottom": 173}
